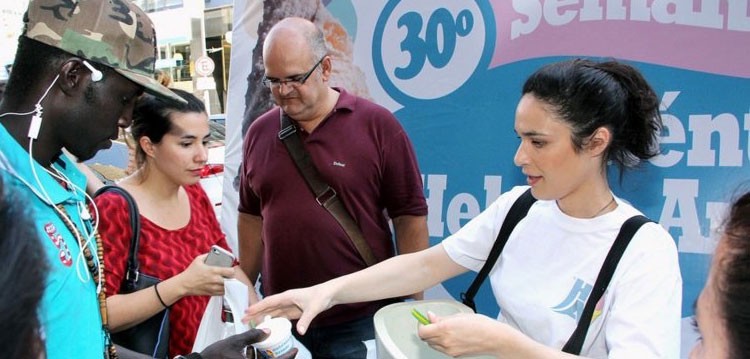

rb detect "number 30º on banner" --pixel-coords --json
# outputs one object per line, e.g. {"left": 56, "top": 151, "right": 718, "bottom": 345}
{"left": 374, "top": 0, "right": 491, "bottom": 102}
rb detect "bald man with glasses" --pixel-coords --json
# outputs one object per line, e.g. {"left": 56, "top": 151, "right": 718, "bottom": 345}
{"left": 262, "top": 56, "right": 325, "bottom": 89}
{"left": 237, "top": 17, "right": 429, "bottom": 359}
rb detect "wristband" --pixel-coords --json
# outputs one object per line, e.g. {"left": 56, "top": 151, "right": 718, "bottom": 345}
{"left": 154, "top": 282, "right": 169, "bottom": 308}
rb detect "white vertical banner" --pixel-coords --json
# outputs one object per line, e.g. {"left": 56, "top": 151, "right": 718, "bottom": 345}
{"left": 224, "top": 2, "right": 750, "bottom": 357}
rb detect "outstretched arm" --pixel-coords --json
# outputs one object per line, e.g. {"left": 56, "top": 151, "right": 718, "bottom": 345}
{"left": 244, "top": 244, "right": 466, "bottom": 334}
{"left": 392, "top": 214, "right": 429, "bottom": 299}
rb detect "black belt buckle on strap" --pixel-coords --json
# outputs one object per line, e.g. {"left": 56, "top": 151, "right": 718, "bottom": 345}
{"left": 316, "top": 186, "right": 337, "bottom": 207}
{"left": 278, "top": 125, "right": 297, "bottom": 140}
{"left": 460, "top": 292, "right": 476, "bottom": 312}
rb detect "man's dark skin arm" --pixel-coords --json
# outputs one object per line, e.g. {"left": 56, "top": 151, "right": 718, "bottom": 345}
{"left": 114, "top": 329, "right": 298, "bottom": 359}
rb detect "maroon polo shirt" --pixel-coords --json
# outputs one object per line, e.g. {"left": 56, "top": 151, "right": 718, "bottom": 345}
{"left": 239, "top": 88, "right": 427, "bottom": 327}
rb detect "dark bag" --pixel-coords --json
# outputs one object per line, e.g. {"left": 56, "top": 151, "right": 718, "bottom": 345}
{"left": 461, "top": 188, "right": 651, "bottom": 354}
{"left": 95, "top": 185, "right": 170, "bottom": 359}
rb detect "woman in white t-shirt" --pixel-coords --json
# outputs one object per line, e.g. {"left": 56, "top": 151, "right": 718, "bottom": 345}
{"left": 244, "top": 59, "right": 682, "bottom": 358}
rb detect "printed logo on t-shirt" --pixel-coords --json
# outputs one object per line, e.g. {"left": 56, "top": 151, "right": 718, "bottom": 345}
{"left": 332, "top": 161, "right": 346, "bottom": 168}
{"left": 44, "top": 223, "right": 73, "bottom": 267}
{"left": 551, "top": 278, "right": 592, "bottom": 321}
{"left": 592, "top": 296, "right": 605, "bottom": 322}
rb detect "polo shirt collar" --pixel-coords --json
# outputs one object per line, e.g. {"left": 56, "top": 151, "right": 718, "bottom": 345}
{"left": 332, "top": 87, "right": 355, "bottom": 113}
{"left": 0, "top": 123, "right": 85, "bottom": 206}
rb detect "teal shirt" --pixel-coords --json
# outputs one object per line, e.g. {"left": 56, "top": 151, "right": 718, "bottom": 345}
{"left": 0, "top": 124, "right": 105, "bottom": 358}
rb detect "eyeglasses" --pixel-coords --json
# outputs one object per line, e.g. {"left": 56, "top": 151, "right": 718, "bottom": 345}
{"left": 262, "top": 57, "right": 325, "bottom": 89}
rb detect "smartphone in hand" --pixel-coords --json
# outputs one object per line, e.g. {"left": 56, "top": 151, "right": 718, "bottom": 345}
{"left": 204, "top": 245, "right": 235, "bottom": 267}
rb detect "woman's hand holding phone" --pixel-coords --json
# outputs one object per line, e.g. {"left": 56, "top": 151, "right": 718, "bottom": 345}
{"left": 204, "top": 245, "right": 235, "bottom": 268}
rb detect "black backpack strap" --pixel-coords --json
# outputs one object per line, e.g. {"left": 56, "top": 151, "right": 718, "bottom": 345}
{"left": 95, "top": 185, "right": 141, "bottom": 289}
{"left": 461, "top": 188, "right": 537, "bottom": 312}
{"left": 561, "top": 215, "right": 651, "bottom": 354}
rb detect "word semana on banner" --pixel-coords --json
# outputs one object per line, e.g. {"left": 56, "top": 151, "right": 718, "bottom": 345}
{"left": 491, "top": 0, "right": 750, "bottom": 78}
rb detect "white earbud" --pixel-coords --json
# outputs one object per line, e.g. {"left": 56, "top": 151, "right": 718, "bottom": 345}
{"left": 82, "top": 60, "right": 103, "bottom": 82}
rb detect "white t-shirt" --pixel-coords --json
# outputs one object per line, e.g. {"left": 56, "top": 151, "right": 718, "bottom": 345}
{"left": 442, "top": 186, "right": 682, "bottom": 358}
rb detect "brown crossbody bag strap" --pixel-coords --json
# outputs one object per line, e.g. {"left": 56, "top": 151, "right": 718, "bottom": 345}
{"left": 278, "top": 110, "right": 378, "bottom": 266}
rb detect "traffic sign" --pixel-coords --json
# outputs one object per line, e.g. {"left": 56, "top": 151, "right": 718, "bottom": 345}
{"left": 195, "top": 55, "right": 215, "bottom": 77}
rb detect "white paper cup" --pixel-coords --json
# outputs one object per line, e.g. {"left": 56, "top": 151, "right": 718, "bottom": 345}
{"left": 254, "top": 316, "right": 294, "bottom": 358}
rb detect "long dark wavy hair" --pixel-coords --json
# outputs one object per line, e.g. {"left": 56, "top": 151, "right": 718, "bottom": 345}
{"left": 0, "top": 177, "right": 48, "bottom": 358}
{"left": 717, "top": 189, "right": 750, "bottom": 358}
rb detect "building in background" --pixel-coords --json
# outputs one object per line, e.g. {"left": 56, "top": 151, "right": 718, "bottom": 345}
{"left": 0, "top": 0, "right": 28, "bottom": 69}
{"left": 1, "top": 0, "right": 232, "bottom": 114}
{"left": 133, "top": 0, "right": 233, "bottom": 115}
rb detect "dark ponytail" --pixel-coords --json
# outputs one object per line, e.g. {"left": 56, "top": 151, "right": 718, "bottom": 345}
{"left": 594, "top": 61, "right": 661, "bottom": 164}
{"left": 522, "top": 58, "right": 662, "bottom": 175}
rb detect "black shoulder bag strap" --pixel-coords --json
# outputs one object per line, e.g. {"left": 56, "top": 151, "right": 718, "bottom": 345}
{"left": 561, "top": 214, "right": 651, "bottom": 354}
{"left": 278, "top": 111, "right": 378, "bottom": 266}
{"left": 94, "top": 185, "right": 143, "bottom": 288}
{"left": 461, "top": 188, "right": 537, "bottom": 312}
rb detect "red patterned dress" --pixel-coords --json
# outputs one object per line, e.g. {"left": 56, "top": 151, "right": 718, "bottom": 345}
{"left": 95, "top": 184, "right": 229, "bottom": 357}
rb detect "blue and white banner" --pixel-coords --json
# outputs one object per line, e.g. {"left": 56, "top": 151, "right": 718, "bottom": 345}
{"left": 225, "top": 1, "right": 749, "bottom": 355}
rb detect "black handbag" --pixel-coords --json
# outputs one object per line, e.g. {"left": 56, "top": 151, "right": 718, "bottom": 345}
{"left": 95, "top": 185, "right": 170, "bottom": 358}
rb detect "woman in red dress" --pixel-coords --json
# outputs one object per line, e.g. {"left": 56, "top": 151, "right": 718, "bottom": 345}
{"left": 96, "top": 89, "right": 255, "bottom": 357}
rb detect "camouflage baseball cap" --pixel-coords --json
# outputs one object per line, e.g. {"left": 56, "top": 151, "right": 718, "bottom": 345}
{"left": 24, "top": 0, "right": 184, "bottom": 103}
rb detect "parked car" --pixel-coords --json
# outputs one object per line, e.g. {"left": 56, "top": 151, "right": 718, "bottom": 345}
{"left": 200, "top": 144, "right": 224, "bottom": 220}
{"left": 202, "top": 114, "right": 226, "bottom": 220}
{"left": 209, "top": 113, "right": 226, "bottom": 126}
{"left": 85, "top": 140, "right": 129, "bottom": 183}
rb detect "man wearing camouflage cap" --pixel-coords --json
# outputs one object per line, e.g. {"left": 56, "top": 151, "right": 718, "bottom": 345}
{"left": 0, "top": 0, "right": 181, "bottom": 357}
{"left": 0, "top": 1, "right": 299, "bottom": 358}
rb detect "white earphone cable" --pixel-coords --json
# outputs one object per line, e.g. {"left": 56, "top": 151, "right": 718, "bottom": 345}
{"left": 0, "top": 75, "right": 59, "bottom": 120}
{"left": 5, "top": 74, "right": 102, "bottom": 290}
{"left": 45, "top": 165, "right": 103, "bottom": 293}
{"left": 28, "top": 139, "right": 94, "bottom": 285}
